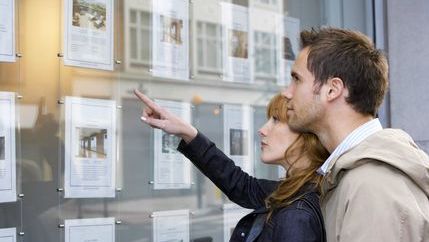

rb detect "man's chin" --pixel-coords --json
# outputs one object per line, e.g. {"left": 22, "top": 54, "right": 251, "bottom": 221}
{"left": 288, "top": 119, "right": 308, "bottom": 133}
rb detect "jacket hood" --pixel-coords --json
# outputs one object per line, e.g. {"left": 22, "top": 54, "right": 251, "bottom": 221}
{"left": 324, "top": 129, "right": 429, "bottom": 196}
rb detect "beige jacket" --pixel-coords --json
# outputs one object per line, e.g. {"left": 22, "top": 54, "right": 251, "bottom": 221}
{"left": 321, "top": 129, "right": 429, "bottom": 242}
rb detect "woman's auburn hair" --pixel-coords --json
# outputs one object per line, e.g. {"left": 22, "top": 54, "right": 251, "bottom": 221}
{"left": 264, "top": 94, "right": 329, "bottom": 219}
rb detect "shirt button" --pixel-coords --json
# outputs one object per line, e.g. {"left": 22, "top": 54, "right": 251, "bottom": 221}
{"left": 241, "top": 232, "right": 245, "bottom": 237}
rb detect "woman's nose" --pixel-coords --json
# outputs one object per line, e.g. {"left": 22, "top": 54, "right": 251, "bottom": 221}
{"left": 258, "top": 124, "right": 268, "bottom": 137}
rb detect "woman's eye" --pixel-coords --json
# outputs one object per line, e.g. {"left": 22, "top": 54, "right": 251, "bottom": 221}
{"left": 272, "top": 116, "right": 279, "bottom": 122}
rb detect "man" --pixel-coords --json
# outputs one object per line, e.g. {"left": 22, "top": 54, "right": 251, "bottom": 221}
{"left": 283, "top": 28, "right": 429, "bottom": 241}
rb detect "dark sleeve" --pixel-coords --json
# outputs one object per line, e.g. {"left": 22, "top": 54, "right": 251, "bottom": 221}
{"left": 177, "top": 132, "right": 278, "bottom": 209}
{"left": 273, "top": 208, "right": 322, "bottom": 242}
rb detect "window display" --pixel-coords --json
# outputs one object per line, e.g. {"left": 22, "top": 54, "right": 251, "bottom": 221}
{"left": 0, "top": 0, "right": 378, "bottom": 241}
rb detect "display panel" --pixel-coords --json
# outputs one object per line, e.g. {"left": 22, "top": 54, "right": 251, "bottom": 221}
{"left": 152, "top": 0, "right": 189, "bottom": 80}
{"left": 153, "top": 99, "right": 191, "bottom": 190}
{"left": 279, "top": 16, "right": 300, "bottom": 86}
{"left": 0, "top": 92, "right": 16, "bottom": 203}
{"left": 0, "top": 0, "right": 15, "bottom": 62}
{"left": 65, "top": 217, "right": 115, "bottom": 242}
{"left": 223, "top": 104, "right": 254, "bottom": 175}
{"left": 0, "top": 227, "right": 16, "bottom": 242}
{"left": 223, "top": 203, "right": 251, "bottom": 242}
{"left": 152, "top": 209, "right": 189, "bottom": 242}
{"left": 64, "top": 0, "right": 114, "bottom": 70}
{"left": 221, "top": 2, "right": 253, "bottom": 83}
{"left": 64, "top": 97, "right": 117, "bottom": 198}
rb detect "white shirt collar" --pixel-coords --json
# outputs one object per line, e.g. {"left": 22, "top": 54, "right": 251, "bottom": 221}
{"left": 317, "top": 118, "right": 383, "bottom": 175}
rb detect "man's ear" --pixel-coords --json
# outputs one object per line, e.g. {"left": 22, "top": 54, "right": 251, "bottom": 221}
{"left": 326, "top": 77, "right": 345, "bottom": 101}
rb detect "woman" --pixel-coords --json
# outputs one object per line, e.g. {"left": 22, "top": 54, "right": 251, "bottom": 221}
{"left": 135, "top": 90, "right": 329, "bottom": 242}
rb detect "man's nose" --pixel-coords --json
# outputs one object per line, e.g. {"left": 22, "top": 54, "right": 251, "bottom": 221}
{"left": 282, "top": 85, "right": 293, "bottom": 100}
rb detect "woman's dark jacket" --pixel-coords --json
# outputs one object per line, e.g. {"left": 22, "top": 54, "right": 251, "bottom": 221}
{"left": 178, "top": 132, "right": 326, "bottom": 242}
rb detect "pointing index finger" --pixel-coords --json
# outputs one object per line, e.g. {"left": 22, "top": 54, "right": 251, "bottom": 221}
{"left": 134, "top": 89, "right": 162, "bottom": 112}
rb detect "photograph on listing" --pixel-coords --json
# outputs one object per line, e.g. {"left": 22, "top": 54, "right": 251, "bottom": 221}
{"left": 76, "top": 127, "right": 108, "bottom": 159}
{"left": 72, "top": 0, "right": 107, "bottom": 31}
{"left": 162, "top": 131, "right": 181, "bottom": 154}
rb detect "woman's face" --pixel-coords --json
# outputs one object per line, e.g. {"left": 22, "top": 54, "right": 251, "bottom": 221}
{"left": 258, "top": 117, "right": 299, "bottom": 167}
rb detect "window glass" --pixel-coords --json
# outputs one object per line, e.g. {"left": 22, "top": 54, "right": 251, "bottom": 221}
{"left": 0, "top": 0, "right": 376, "bottom": 241}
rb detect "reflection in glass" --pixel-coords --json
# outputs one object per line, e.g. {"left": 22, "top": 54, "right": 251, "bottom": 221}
{"left": 130, "top": 27, "right": 138, "bottom": 59}
{"left": 283, "top": 37, "right": 295, "bottom": 60}
{"left": 76, "top": 128, "right": 108, "bottom": 159}
{"left": 229, "top": 128, "right": 248, "bottom": 156}
{"left": 0, "top": 136, "right": 4, "bottom": 160}
{"left": 130, "top": 9, "right": 137, "bottom": 23}
{"left": 228, "top": 29, "right": 248, "bottom": 59}
{"left": 254, "top": 31, "right": 277, "bottom": 79}
{"left": 128, "top": 9, "right": 151, "bottom": 67}
{"left": 197, "top": 21, "right": 223, "bottom": 73}
{"left": 160, "top": 15, "right": 184, "bottom": 45}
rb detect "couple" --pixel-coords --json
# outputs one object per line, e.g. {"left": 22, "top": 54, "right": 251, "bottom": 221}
{"left": 135, "top": 28, "right": 429, "bottom": 242}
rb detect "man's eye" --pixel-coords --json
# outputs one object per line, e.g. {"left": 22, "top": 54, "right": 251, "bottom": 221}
{"left": 292, "top": 75, "right": 300, "bottom": 83}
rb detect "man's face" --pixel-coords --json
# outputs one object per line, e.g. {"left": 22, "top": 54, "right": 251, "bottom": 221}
{"left": 282, "top": 48, "right": 324, "bottom": 133}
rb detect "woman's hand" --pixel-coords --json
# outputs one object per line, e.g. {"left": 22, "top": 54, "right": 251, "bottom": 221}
{"left": 134, "top": 89, "right": 198, "bottom": 143}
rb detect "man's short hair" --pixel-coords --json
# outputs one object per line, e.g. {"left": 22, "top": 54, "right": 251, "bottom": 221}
{"left": 301, "top": 28, "right": 388, "bottom": 116}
